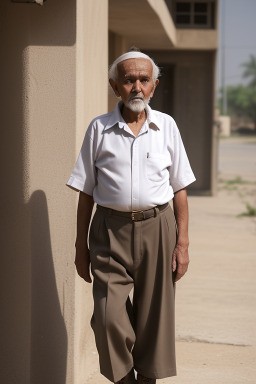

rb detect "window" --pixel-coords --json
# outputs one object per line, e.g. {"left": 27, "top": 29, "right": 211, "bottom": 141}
{"left": 174, "top": 0, "right": 216, "bottom": 29}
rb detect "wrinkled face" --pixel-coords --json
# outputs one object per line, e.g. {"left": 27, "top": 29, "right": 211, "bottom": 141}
{"left": 109, "top": 58, "right": 159, "bottom": 113}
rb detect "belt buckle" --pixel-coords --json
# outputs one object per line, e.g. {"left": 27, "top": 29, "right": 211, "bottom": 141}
{"left": 131, "top": 210, "right": 144, "bottom": 221}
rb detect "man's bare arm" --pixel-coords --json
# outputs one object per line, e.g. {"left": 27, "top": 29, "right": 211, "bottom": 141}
{"left": 172, "top": 188, "right": 190, "bottom": 282}
{"left": 75, "top": 191, "right": 94, "bottom": 283}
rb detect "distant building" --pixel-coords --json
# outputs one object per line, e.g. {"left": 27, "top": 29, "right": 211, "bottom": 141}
{"left": 109, "top": 0, "right": 219, "bottom": 195}
{"left": 0, "top": 1, "right": 218, "bottom": 383}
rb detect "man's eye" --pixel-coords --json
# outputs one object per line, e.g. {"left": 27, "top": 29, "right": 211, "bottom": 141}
{"left": 125, "top": 79, "right": 132, "bottom": 84}
{"left": 141, "top": 78, "right": 149, "bottom": 83}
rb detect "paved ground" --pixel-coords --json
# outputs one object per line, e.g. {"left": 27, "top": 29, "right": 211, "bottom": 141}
{"left": 172, "top": 135, "right": 256, "bottom": 384}
{"left": 86, "top": 135, "right": 256, "bottom": 384}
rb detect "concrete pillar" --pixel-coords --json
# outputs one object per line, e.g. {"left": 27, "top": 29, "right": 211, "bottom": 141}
{"left": 75, "top": 2, "right": 108, "bottom": 383}
{"left": 108, "top": 31, "right": 127, "bottom": 112}
{"left": 0, "top": 15, "right": 31, "bottom": 377}
{"left": 0, "top": 0, "right": 108, "bottom": 383}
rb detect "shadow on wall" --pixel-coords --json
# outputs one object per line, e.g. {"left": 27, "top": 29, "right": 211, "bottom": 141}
{"left": 29, "top": 190, "right": 67, "bottom": 384}
{"left": 0, "top": 1, "right": 77, "bottom": 382}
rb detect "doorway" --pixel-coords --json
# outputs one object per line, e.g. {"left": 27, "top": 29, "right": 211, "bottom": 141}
{"left": 150, "top": 64, "right": 175, "bottom": 117}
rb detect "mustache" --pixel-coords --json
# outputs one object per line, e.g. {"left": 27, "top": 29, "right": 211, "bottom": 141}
{"left": 128, "top": 93, "right": 145, "bottom": 102}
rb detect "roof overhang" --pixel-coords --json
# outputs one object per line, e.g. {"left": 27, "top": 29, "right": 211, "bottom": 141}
{"left": 109, "top": 0, "right": 219, "bottom": 51}
{"left": 109, "top": 0, "right": 177, "bottom": 50}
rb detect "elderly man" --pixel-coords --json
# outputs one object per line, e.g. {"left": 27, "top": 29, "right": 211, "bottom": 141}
{"left": 66, "top": 50, "right": 196, "bottom": 384}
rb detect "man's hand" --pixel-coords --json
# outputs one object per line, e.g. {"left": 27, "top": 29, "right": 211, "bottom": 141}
{"left": 172, "top": 188, "right": 190, "bottom": 282}
{"left": 172, "top": 243, "right": 189, "bottom": 282}
{"left": 75, "top": 192, "right": 94, "bottom": 283}
{"left": 75, "top": 244, "right": 92, "bottom": 283}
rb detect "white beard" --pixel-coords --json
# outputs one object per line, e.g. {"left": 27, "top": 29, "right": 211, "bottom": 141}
{"left": 125, "top": 94, "right": 150, "bottom": 113}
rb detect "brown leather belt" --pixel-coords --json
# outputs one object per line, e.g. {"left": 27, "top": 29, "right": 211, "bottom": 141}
{"left": 97, "top": 202, "right": 169, "bottom": 221}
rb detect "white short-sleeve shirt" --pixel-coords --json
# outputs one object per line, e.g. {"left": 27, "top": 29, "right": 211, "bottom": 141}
{"left": 66, "top": 101, "right": 196, "bottom": 211}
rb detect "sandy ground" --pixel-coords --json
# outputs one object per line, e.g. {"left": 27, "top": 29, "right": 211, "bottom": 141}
{"left": 86, "top": 135, "right": 256, "bottom": 384}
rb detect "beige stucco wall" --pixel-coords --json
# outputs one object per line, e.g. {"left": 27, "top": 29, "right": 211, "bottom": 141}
{"left": 108, "top": 31, "right": 128, "bottom": 112}
{"left": 1, "top": 3, "right": 30, "bottom": 382}
{"left": 0, "top": 1, "right": 108, "bottom": 383}
{"left": 74, "top": 1, "right": 108, "bottom": 383}
{"left": 176, "top": 29, "right": 218, "bottom": 50}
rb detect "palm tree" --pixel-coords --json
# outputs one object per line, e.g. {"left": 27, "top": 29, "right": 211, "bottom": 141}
{"left": 242, "top": 54, "right": 256, "bottom": 88}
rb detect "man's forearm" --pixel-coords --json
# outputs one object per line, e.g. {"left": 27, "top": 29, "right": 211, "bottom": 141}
{"left": 75, "top": 192, "right": 94, "bottom": 248}
{"left": 173, "top": 188, "right": 189, "bottom": 247}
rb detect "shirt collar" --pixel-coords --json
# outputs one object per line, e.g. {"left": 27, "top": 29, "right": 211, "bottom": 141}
{"left": 103, "top": 100, "right": 160, "bottom": 131}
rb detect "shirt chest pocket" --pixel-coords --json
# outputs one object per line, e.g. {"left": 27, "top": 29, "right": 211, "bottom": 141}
{"left": 146, "top": 152, "right": 172, "bottom": 182}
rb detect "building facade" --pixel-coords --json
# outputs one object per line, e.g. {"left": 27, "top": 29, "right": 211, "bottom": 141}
{"left": 0, "top": 1, "right": 218, "bottom": 383}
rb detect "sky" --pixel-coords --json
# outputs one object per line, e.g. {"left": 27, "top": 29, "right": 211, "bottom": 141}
{"left": 217, "top": 0, "right": 256, "bottom": 90}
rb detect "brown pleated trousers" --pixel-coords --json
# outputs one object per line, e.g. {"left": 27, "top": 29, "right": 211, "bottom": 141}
{"left": 89, "top": 203, "right": 177, "bottom": 383}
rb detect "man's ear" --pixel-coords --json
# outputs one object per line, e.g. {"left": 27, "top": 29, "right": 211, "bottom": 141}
{"left": 150, "top": 79, "right": 159, "bottom": 98}
{"left": 109, "top": 79, "right": 120, "bottom": 97}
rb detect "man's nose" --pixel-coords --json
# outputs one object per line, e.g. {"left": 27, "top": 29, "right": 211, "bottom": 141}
{"left": 133, "top": 80, "right": 142, "bottom": 93}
